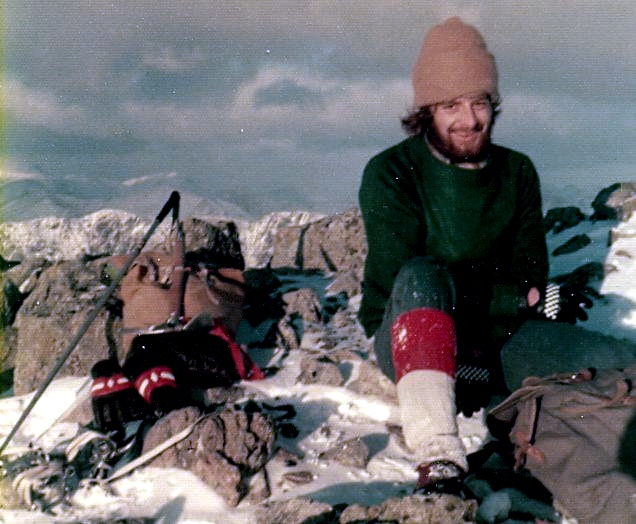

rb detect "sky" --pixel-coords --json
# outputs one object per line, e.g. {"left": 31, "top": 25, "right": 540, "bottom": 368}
{"left": 3, "top": 1, "right": 636, "bottom": 218}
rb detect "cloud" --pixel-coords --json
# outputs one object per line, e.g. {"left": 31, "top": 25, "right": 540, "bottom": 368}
{"left": 122, "top": 171, "right": 178, "bottom": 187}
{"left": 6, "top": 124, "right": 144, "bottom": 157}
{"left": 4, "top": 1, "right": 636, "bottom": 218}
{"left": 141, "top": 47, "right": 207, "bottom": 72}
{"left": 495, "top": 91, "right": 636, "bottom": 177}
{"left": 231, "top": 65, "right": 408, "bottom": 147}
{"left": 3, "top": 77, "right": 144, "bottom": 157}
{"left": 118, "top": 62, "right": 407, "bottom": 152}
{"left": 0, "top": 168, "right": 45, "bottom": 183}
{"left": 254, "top": 78, "right": 324, "bottom": 109}
{"left": 8, "top": 2, "right": 635, "bottom": 100}
{"left": 3, "top": 78, "right": 86, "bottom": 130}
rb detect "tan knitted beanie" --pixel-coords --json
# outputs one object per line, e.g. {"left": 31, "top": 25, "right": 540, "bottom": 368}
{"left": 412, "top": 17, "right": 498, "bottom": 108}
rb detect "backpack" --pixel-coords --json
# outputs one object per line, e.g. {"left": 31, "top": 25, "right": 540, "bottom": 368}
{"left": 91, "top": 213, "right": 264, "bottom": 433}
{"left": 108, "top": 223, "right": 246, "bottom": 352}
{"left": 490, "top": 367, "right": 636, "bottom": 524}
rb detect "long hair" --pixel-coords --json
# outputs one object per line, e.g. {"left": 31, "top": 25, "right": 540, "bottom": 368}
{"left": 401, "top": 96, "right": 501, "bottom": 137}
{"left": 401, "top": 106, "right": 434, "bottom": 136}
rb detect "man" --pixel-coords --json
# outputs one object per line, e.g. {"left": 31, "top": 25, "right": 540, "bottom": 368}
{"left": 358, "top": 17, "right": 590, "bottom": 496}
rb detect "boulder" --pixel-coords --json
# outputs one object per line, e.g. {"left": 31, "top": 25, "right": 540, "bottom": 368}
{"left": 13, "top": 260, "right": 112, "bottom": 394}
{"left": 297, "top": 355, "right": 344, "bottom": 386}
{"left": 347, "top": 360, "right": 398, "bottom": 405}
{"left": 543, "top": 206, "right": 586, "bottom": 234}
{"left": 257, "top": 498, "right": 335, "bottom": 524}
{"left": 339, "top": 493, "right": 477, "bottom": 523}
{"left": 551, "top": 233, "right": 591, "bottom": 256}
{"left": 591, "top": 182, "right": 636, "bottom": 221}
{"left": 182, "top": 218, "right": 244, "bottom": 269}
{"left": 282, "top": 288, "right": 322, "bottom": 323}
{"left": 318, "top": 437, "right": 369, "bottom": 468}
{"left": 270, "top": 208, "right": 366, "bottom": 283}
{"left": 142, "top": 405, "right": 275, "bottom": 506}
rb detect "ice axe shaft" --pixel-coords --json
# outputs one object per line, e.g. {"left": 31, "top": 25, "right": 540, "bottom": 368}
{"left": 0, "top": 191, "right": 181, "bottom": 456}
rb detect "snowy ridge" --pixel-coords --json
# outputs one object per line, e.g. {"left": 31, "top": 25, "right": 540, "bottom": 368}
{"left": 0, "top": 210, "right": 151, "bottom": 262}
{"left": 0, "top": 208, "right": 324, "bottom": 268}
{"left": 0, "top": 205, "right": 635, "bottom": 522}
{"left": 0, "top": 175, "right": 258, "bottom": 224}
{"left": 105, "top": 186, "right": 254, "bottom": 224}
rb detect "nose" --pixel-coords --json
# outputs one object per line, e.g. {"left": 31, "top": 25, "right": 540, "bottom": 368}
{"left": 457, "top": 103, "right": 478, "bottom": 128}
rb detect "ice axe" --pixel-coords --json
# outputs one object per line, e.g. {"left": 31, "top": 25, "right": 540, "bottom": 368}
{"left": 0, "top": 191, "right": 181, "bottom": 456}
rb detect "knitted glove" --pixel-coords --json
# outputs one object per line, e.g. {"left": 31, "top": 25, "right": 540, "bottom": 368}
{"left": 533, "top": 282, "right": 593, "bottom": 324}
{"left": 123, "top": 334, "right": 192, "bottom": 417}
{"left": 455, "top": 352, "right": 493, "bottom": 418}
{"left": 90, "top": 359, "right": 149, "bottom": 438}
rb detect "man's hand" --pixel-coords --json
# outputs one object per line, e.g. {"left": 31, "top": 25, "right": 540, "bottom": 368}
{"left": 455, "top": 362, "right": 492, "bottom": 417}
{"left": 455, "top": 348, "right": 496, "bottom": 417}
{"left": 532, "top": 282, "right": 593, "bottom": 324}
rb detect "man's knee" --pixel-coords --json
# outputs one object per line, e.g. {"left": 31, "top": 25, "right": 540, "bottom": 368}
{"left": 373, "top": 257, "right": 456, "bottom": 382}
{"left": 391, "top": 256, "right": 454, "bottom": 313}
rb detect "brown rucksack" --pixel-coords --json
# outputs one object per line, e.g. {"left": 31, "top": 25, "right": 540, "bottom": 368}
{"left": 110, "top": 233, "right": 245, "bottom": 352}
{"left": 490, "top": 367, "right": 636, "bottom": 523}
{"left": 106, "top": 219, "right": 263, "bottom": 382}
{"left": 89, "top": 218, "right": 263, "bottom": 437}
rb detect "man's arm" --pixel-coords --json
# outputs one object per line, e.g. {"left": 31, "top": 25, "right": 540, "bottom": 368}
{"left": 490, "top": 156, "right": 549, "bottom": 318}
{"left": 358, "top": 154, "right": 425, "bottom": 336}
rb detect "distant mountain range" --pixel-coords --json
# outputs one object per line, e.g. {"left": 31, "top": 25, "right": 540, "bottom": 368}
{"left": 0, "top": 175, "right": 254, "bottom": 222}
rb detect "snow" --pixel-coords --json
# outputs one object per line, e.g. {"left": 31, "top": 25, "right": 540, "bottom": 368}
{"left": 1, "top": 211, "right": 635, "bottom": 522}
{"left": 0, "top": 208, "right": 323, "bottom": 268}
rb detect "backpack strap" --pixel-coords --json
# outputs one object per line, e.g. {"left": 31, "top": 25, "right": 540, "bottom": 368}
{"left": 210, "top": 320, "right": 265, "bottom": 381}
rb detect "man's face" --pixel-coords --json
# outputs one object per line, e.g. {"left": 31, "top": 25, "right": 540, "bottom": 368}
{"left": 428, "top": 93, "right": 494, "bottom": 164}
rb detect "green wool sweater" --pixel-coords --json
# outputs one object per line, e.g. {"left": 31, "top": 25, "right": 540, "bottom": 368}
{"left": 358, "top": 136, "right": 549, "bottom": 337}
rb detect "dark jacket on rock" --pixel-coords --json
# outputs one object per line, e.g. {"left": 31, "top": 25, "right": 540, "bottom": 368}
{"left": 358, "top": 135, "right": 549, "bottom": 339}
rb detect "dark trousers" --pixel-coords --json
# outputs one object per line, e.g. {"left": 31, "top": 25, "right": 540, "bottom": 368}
{"left": 374, "top": 257, "right": 454, "bottom": 380}
{"left": 373, "top": 256, "right": 636, "bottom": 390}
{"left": 501, "top": 320, "right": 636, "bottom": 390}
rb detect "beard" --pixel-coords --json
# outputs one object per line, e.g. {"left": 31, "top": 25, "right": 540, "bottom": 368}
{"left": 426, "top": 121, "right": 493, "bottom": 165}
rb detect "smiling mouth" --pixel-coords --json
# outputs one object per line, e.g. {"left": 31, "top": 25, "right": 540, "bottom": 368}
{"left": 453, "top": 131, "right": 481, "bottom": 142}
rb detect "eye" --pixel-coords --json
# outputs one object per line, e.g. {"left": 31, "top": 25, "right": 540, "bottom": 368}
{"left": 472, "top": 99, "right": 490, "bottom": 110}
{"left": 440, "top": 102, "right": 458, "bottom": 111}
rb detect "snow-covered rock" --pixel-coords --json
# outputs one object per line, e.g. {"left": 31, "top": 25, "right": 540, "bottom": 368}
{"left": 2, "top": 182, "right": 636, "bottom": 523}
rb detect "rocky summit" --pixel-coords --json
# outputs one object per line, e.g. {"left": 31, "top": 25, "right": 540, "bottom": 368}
{"left": 1, "top": 182, "right": 636, "bottom": 522}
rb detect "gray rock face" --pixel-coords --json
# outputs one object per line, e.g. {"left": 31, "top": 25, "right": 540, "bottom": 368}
{"left": 13, "top": 260, "right": 112, "bottom": 395}
{"left": 0, "top": 210, "right": 151, "bottom": 262}
{"left": 257, "top": 498, "right": 335, "bottom": 524}
{"left": 347, "top": 360, "right": 397, "bottom": 405}
{"left": 258, "top": 493, "right": 477, "bottom": 524}
{"left": 282, "top": 288, "right": 322, "bottom": 323}
{"left": 318, "top": 437, "right": 369, "bottom": 468}
{"left": 270, "top": 208, "right": 366, "bottom": 281}
{"left": 182, "top": 218, "right": 244, "bottom": 269}
{"left": 297, "top": 355, "right": 345, "bottom": 386}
